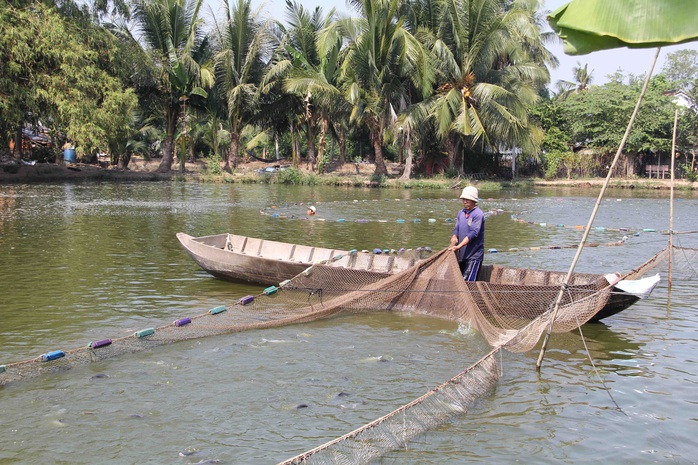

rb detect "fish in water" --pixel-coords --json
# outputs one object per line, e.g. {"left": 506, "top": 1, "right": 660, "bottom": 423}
{"left": 296, "top": 404, "right": 309, "bottom": 409}
{"left": 360, "top": 355, "right": 392, "bottom": 363}
{"left": 179, "top": 447, "right": 198, "bottom": 457}
{"left": 90, "top": 373, "right": 109, "bottom": 380}
{"left": 260, "top": 338, "right": 293, "bottom": 344}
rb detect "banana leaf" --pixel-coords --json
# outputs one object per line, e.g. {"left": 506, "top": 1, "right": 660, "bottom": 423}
{"left": 548, "top": 0, "right": 698, "bottom": 55}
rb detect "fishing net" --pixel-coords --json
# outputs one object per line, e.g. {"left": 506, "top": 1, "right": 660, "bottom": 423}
{"left": 279, "top": 348, "right": 501, "bottom": 465}
{"left": 1, "top": 245, "right": 691, "bottom": 464}
{"left": 665, "top": 245, "right": 698, "bottom": 279}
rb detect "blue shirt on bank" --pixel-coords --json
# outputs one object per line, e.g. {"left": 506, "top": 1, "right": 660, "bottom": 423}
{"left": 453, "top": 206, "right": 485, "bottom": 262}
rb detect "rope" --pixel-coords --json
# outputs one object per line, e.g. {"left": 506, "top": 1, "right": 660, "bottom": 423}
{"left": 575, "top": 314, "right": 626, "bottom": 415}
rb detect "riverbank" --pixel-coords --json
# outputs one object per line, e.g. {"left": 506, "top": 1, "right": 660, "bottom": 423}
{"left": 1, "top": 156, "right": 696, "bottom": 190}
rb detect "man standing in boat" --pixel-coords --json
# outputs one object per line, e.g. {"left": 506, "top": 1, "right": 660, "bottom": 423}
{"left": 449, "top": 186, "right": 485, "bottom": 281}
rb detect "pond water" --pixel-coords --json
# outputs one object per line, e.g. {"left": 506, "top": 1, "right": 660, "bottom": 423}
{"left": 0, "top": 182, "right": 696, "bottom": 464}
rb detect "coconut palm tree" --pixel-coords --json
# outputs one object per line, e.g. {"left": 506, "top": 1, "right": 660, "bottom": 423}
{"left": 269, "top": 1, "right": 330, "bottom": 170}
{"left": 395, "top": 102, "right": 432, "bottom": 180}
{"left": 129, "top": 0, "right": 213, "bottom": 172}
{"left": 330, "top": 0, "right": 433, "bottom": 176}
{"left": 272, "top": 0, "right": 354, "bottom": 171}
{"left": 555, "top": 61, "right": 594, "bottom": 99}
{"left": 572, "top": 62, "right": 594, "bottom": 91}
{"left": 212, "top": 0, "right": 270, "bottom": 171}
{"left": 424, "top": 0, "right": 552, "bottom": 172}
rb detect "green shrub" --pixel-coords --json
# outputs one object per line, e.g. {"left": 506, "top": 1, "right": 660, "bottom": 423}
{"left": 205, "top": 153, "right": 223, "bottom": 175}
{"left": 370, "top": 173, "right": 387, "bottom": 185}
{"left": 444, "top": 168, "right": 460, "bottom": 179}
{"left": 682, "top": 163, "right": 698, "bottom": 182}
{"left": 303, "top": 172, "right": 318, "bottom": 186}
{"left": 542, "top": 150, "right": 575, "bottom": 179}
{"left": 276, "top": 167, "right": 303, "bottom": 184}
{"left": 317, "top": 153, "right": 330, "bottom": 173}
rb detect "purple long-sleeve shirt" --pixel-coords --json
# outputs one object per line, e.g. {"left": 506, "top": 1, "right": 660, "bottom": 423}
{"left": 453, "top": 206, "right": 485, "bottom": 261}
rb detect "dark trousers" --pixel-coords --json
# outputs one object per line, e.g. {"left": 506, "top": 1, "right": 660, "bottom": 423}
{"left": 459, "top": 258, "right": 482, "bottom": 281}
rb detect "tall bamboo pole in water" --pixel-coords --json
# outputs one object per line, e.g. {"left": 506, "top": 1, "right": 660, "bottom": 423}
{"left": 536, "top": 48, "right": 661, "bottom": 371}
{"left": 668, "top": 109, "right": 678, "bottom": 294}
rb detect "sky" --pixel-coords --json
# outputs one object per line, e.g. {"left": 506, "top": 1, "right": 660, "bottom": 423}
{"left": 207, "top": 0, "right": 698, "bottom": 88}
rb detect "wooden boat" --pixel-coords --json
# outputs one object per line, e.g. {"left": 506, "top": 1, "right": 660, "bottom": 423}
{"left": 176, "top": 232, "right": 660, "bottom": 322}
{"left": 176, "top": 232, "right": 428, "bottom": 284}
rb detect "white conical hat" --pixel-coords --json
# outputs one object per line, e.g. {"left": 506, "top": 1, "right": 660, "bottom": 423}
{"left": 459, "top": 186, "right": 478, "bottom": 202}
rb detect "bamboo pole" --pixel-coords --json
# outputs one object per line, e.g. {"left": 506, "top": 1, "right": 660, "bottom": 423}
{"left": 536, "top": 48, "right": 662, "bottom": 371}
{"left": 668, "top": 109, "right": 677, "bottom": 294}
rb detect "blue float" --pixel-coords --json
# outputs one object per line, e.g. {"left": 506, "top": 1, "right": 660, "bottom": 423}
{"left": 40, "top": 350, "right": 66, "bottom": 362}
{"left": 263, "top": 286, "right": 278, "bottom": 295}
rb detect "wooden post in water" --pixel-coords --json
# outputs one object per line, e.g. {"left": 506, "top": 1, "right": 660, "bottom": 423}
{"left": 668, "top": 109, "right": 678, "bottom": 296}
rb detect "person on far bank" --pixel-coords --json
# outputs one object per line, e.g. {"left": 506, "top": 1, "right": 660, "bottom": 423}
{"left": 449, "top": 186, "right": 485, "bottom": 281}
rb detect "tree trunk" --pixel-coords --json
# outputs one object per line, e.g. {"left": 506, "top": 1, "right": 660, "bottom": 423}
{"left": 118, "top": 152, "right": 131, "bottom": 170}
{"left": 371, "top": 127, "right": 388, "bottom": 176}
{"left": 399, "top": 132, "right": 413, "bottom": 181}
{"left": 212, "top": 123, "right": 220, "bottom": 160}
{"left": 156, "top": 112, "right": 177, "bottom": 172}
{"left": 13, "top": 127, "right": 22, "bottom": 160}
{"left": 444, "top": 134, "right": 462, "bottom": 174}
{"left": 338, "top": 131, "right": 346, "bottom": 164}
{"left": 225, "top": 132, "right": 240, "bottom": 172}
{"left": 306, "top": 123, "right": 317, "bottom": 171}
{"left": 445, "top": 134, "right": 456, "bottom": 172}
{"left": 289, "top": 121, "right": 297, "bottom": 168}
{"left": 317, "top": 119, "right": 328, "bottom": 172}
{"left": 292, "top": 124, "right": 302, "bottom": 169}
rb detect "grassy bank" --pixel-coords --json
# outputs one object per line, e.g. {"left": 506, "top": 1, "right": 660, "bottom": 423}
{"left": 2, "top": 156, "right": 696, "bottom": 191}
{"left": 196, "top": 167, "right": 697, "bottom": 192}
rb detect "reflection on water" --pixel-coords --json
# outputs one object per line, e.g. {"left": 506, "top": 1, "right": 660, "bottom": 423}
{"left": 0, "top": 183, "right": 696, "bottom": 464}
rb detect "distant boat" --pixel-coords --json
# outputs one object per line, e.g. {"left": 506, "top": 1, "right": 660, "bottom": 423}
{"left": 176, "top": 232, "right": 660, "bottom": 322}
